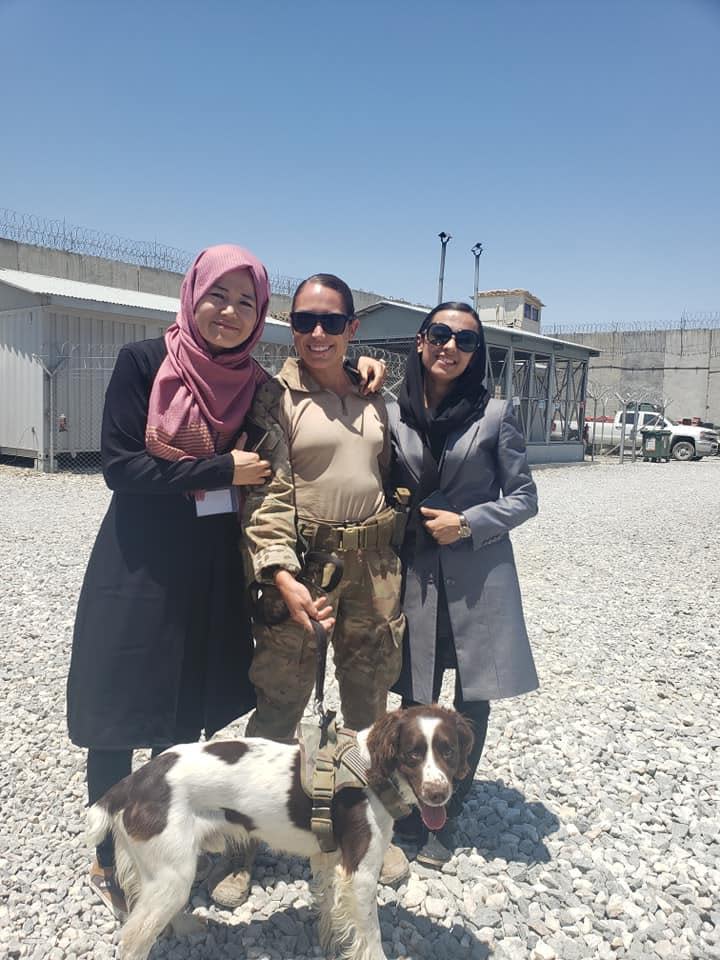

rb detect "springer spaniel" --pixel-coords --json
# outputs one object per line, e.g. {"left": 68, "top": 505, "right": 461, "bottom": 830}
{"left": 87, "top": 705, "right": 474, "bottom": 960}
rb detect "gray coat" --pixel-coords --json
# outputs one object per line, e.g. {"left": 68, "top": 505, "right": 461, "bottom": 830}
{"left": 388, "top": 398, "right": 539, "bottom": 704}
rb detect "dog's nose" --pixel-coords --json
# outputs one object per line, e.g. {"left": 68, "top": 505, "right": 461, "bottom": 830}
{"left": 423, "top": 785, "right": 450, "bottom": 806}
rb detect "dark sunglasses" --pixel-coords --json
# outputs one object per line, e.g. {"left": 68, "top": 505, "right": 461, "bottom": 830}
{"left": 290, "top": 311, "right": 352, "bottom": 335}
{"left": 425, "top": 322, "right": 481, "bottom": 354}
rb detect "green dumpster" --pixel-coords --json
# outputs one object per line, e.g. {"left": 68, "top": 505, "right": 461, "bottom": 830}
{"left": 642, "top": 428, "right": 672, "bottom": 462}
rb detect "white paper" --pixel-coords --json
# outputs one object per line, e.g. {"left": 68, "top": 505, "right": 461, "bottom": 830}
{"left": 195, "top": 488, "right": 236, "bottom": 517}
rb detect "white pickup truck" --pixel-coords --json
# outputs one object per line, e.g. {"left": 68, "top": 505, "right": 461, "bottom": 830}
{"left": 586, "top": 410, "right": 719, "bottom": 460}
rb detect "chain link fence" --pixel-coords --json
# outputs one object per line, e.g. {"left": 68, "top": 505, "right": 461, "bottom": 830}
{"left": 41, "top": 342, "right": 410, "bottom": 473}
{"left": 584, "top": 381, "right": 673, "bottom": 461}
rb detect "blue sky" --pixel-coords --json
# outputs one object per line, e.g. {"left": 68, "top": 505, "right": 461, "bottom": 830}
{"left": 1, "top": 0, "right": 718, "bottom": 328}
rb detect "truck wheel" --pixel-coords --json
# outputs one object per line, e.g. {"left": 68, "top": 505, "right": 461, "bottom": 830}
{"left": 671, "top": 441, "right": 695, "bottom": 461}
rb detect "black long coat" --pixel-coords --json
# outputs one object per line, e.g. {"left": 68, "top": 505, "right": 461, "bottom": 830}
{"left": 67, "top": 338, "right": 256, "bottom": 750}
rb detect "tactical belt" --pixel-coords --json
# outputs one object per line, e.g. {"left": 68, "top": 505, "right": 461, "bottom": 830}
{"left": 299, "top": 505, "right": 402, "bottom": 553}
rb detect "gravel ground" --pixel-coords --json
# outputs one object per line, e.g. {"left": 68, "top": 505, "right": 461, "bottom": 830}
{"left": 0, "top": 458, "right": 718, "bottom": 960}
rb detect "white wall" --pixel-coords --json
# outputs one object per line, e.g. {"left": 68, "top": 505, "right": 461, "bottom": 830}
{"left": 476, "top": 294, "right": 541, "bottom": 334}
{"left": 0, "top": 308, "right": 45, "bottom": 459}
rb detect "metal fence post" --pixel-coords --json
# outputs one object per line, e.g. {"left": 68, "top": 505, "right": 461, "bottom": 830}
{"left": 617, "top": 396, "right": 628, "bottom": 464}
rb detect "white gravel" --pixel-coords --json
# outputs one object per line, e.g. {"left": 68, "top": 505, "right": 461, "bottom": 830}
{"left": 0, "top": 458, "right": 718, "bottom": 960}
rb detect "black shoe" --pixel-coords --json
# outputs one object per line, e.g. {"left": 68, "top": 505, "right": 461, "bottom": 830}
{"left": 416, "top": 819, "right": 461, "bottom": 868}
{"left": 394, "top": 808, "right": 427, "bottom": 845}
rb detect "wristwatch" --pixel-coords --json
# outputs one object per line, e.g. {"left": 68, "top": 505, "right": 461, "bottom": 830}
{"left": 457, "top": 514, "right": 472, "bottom": 539}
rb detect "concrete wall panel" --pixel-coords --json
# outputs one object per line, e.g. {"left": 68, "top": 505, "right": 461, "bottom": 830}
{"left": 564, "top": 328, "right": 719, "bottom": 423}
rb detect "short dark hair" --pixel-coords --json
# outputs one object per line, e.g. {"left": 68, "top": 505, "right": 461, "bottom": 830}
{"left": 291, "top": 273, "right": 355, "bottom": 317}
{"left": 419, "top": 301, "right": 481, "bottom": 335}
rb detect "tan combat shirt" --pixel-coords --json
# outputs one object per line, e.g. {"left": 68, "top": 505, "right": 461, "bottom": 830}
{"left": 243, "top": 358, "right": 390, "bottom": 581}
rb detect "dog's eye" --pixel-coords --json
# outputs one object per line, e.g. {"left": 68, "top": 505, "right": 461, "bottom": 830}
{"left": 404, "top": 749, "right": 424, "bottom": 764}
{"left": 439, "top": 745, "right": 456, "bottom": 758}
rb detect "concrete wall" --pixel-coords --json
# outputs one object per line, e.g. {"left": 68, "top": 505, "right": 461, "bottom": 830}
{"left": 527, "top": 442, "right": 583, "bottom": 465}
{"left": 0, "top": 240, "right": 386, "bottom": 315}
{"left": 0, "top": 239, "right": 183, "bottom": 297}
{"left": 562, "top": 327, "right": 720, "bottom": 423}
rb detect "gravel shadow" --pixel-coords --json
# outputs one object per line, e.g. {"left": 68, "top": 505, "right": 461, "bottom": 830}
{"left": 148, "top": 901, "right": 491, "bottom": 959}
{"left": 452, "top": 779, "right": 560, "bottom": 865}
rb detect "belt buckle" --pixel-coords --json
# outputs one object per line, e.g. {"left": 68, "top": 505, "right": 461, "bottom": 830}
{"left": 339, "top": 527, "right": 360, "bottom": 551}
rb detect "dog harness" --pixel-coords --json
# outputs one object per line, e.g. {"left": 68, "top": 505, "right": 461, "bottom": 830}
{"left": 298, "top": 715, "right": 412, "bottom": 853}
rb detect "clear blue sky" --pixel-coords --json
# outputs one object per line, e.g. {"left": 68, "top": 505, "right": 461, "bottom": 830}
{"left": 1, "top": 0, "right": 718, "bottom": 329}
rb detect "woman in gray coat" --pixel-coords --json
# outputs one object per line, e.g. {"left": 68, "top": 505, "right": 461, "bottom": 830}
{"left": 388, "top": 301, "right": 539, "bottom": 866}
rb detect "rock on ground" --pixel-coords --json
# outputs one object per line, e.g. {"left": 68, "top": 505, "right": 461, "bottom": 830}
{"left": 0, "top": 458, "right": 718, "bottom": 959}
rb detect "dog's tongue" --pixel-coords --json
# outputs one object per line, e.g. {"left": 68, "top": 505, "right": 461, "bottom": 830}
{"left": 420, "top": 803, "right": 447, "bottom": 832}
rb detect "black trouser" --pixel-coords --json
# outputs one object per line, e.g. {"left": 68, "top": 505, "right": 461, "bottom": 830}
{"left": 400, "top": 578, "right": 491, "bottom": 823}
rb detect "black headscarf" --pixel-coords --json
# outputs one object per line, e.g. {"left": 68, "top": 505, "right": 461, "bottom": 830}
{"left": 396, "top": 303, "right": 490, "bottom": 538}
{"left": 398, "top": 302, "right": 489, "bottom": 463}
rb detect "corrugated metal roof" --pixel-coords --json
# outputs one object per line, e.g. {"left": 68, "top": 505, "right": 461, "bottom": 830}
{"left": 357, "top": 300, "right": 428, "bottom": 316}
{"left": 0, "top": 268, "right": 286, "bottom": 327}
{"left": 357, "top": 299, "right": 598, "bottom": 354}
{"left": 0, "top": 268, "right": 181, "bottom": 313}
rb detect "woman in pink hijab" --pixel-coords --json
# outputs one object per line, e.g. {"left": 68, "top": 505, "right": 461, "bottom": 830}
{"left": 67, "top": 244, "right": 385, "bottom": 917}
{"left": 67, "top": 245, "right": 308, "bottom": 917}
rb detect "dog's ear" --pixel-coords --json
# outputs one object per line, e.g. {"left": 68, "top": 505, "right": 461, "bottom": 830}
{"left": 366, "top": 709, "right": 404, "bottom": 781}
{"left": 453, "top": 712, "right": 476, "bottom": 782}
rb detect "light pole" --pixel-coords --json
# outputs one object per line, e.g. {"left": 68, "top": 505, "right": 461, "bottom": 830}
{"left": 471, "top": 241, "right": 483, "bottom": 311}
{"left": 437, "top": 231, "right": 451, "bottom": 303}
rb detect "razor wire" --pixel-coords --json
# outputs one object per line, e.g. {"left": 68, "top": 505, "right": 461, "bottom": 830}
{"left": 545, "top": 312, "right": 720, "bottom": 336}
{"left": 0, "top": 207, "right": 311, "bottom": 298}
{"left": 547, "top": 325, "right": 720, "bottom": 357}
{"left": 0, "top": 207, "right": 193, "bottom": 273}
{"left": 0, "top": 207, "right": 395, "bottom": 304}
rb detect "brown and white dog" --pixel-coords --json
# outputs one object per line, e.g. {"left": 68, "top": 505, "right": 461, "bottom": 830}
{"left": 87, "top": 705, "right": 474, "bottom": 960}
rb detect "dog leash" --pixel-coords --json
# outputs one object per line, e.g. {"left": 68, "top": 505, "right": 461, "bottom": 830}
{"left": 311, "top": 619, "right": 332, "bottom": 723}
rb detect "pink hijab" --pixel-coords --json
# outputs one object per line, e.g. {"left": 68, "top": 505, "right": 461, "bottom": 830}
{"left": 146, "top": 244, "right": 271, "bottom": 460}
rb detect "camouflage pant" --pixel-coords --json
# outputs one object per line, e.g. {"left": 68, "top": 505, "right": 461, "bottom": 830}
{"left": 246, "top": 546, "right": 405, "bottom": 740}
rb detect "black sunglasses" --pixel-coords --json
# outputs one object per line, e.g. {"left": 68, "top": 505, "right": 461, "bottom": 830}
{"left": 290, "top": 311, "right": 352, "bottom": 335}
{"left": 425, "top": 322, "right": 481, "bottom": 354}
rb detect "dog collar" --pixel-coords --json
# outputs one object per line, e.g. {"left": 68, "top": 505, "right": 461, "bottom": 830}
{"left": 371, "top": 773, "right": 412, "bottom": 820}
